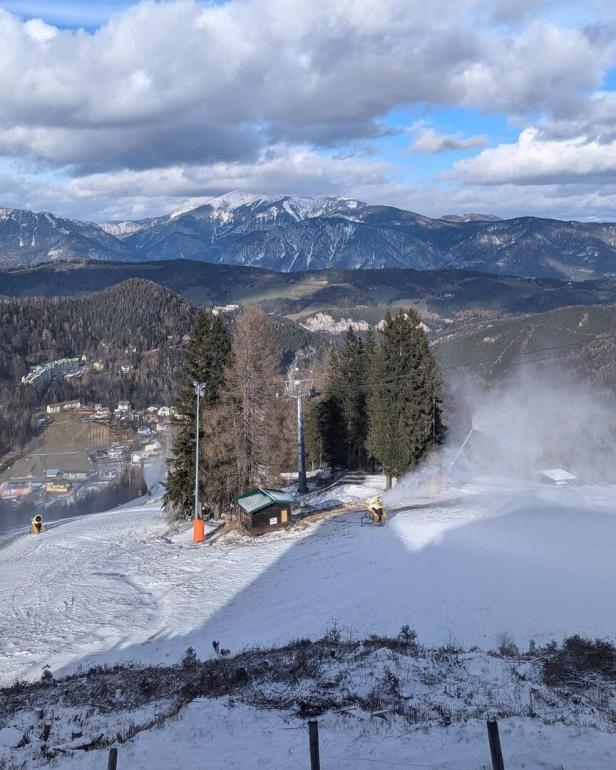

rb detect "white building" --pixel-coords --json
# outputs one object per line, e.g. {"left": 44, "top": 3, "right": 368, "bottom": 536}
{"left": 22, "top": 357, "right": 81, "bottom": 390}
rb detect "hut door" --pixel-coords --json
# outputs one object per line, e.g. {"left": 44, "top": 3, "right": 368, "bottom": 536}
{"left": 281, "top": 509, "right": 288, "bottom": 524}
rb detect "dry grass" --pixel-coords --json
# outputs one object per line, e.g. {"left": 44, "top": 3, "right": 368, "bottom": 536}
{"left": 0, "top": 417, "right": 111, "bottom": 480}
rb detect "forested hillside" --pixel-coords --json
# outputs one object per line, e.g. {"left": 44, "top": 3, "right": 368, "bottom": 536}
{"left": 0, "top": 279, "right": 193, "bottom": 370}
{"left": 433, "top": 303, "right": 616, "bottom": 386}
{"left": 0, "top": 279, "right": 329, "bottom": 454}
{"left": 0, "top": 280, "right": 194, "bottom": 451}
{"left": 4, "top": 261, "right": 616, "bottom": 322}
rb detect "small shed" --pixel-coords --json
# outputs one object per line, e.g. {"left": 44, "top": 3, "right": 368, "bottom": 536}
{"left": 235, "top": 488, "right": 297, "bottom": 535}
{"left": 536, "top": 468, "right": 577, "bottom": 486}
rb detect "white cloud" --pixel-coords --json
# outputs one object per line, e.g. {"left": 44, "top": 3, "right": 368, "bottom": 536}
{"left": 0, "top": 0, "right": 614, "bottom": 219}
{"left": 0, "top": 0, "right": 612, "bottom": 171}
{"left": 22, "top": 17, "right": 57, "bottom": 41}
{"left": 453, "top": 127, "right": 616, "bottom": 184}
{"left": 411, "top": 125, "right": 487, "bottom": 153}
{"left": 4, "top": 147, "right": 393, "bottom": 221}
{"left": 5, "top": 147, "right": 616, "bottom": 223}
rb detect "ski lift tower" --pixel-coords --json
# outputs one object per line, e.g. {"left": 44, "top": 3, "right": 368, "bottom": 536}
{"left": 285, "top": 350, "right": 315, "bottom": 495}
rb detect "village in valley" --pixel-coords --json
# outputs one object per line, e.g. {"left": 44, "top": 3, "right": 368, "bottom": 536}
{"left": 0, "top": 352, "right": 179, "bottom": 513}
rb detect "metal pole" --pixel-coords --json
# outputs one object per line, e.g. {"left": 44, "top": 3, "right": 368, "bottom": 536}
{"left": 450, "top": 427, "right": 474, "bottom": 469}
{"left": 194, "top": 385, "right": 201, "bottom": 520}
{"left": 487, "top": 718, "right": 505, "bottom": 770}
{"left": 193, "top": 381, "right": 205, "bottom": 521}
{"left": 308, "top": 719, "right": 320, "bottom": 770}
{"left": 297, "top": 395, "right": 307, "bottom": 494}
{"left": 107, "top": 747, "right": 118, "bottom": 770}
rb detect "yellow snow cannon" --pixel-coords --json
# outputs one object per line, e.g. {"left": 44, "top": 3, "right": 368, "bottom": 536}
{"left": 363, "top": 495, "right": 387, "bottom": 526}
{"left": 31, "top": 514, "right": 43, "bottom": 534}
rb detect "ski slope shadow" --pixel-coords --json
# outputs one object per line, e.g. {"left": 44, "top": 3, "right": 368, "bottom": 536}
{"left": 52, "top": 506, "right": 422, "bottom": 676}
{"left": 55, "top": 487, "right": 616, "bottom": 677}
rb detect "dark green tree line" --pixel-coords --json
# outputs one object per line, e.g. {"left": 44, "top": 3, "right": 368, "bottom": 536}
{"left": 313, "top": 311, "right": 444, "bottom": 485}
{"left": 366, "top": 310, "right": 443, "bottom": 488}
{"left": 314, "top": 328, "right": 372, "bottom": 470}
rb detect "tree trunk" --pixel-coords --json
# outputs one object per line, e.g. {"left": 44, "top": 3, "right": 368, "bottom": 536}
{"left": 385, "top": 474, "right": 392, "bottom": 490}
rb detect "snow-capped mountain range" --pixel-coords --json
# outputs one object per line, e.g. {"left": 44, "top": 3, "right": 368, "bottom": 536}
{"left": 2, "top": 193, "right": 616, "bottom": 279}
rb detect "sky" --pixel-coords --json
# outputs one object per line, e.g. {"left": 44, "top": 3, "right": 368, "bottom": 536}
{"left": 1, "top": 0, "right": 616, "bottom": 222}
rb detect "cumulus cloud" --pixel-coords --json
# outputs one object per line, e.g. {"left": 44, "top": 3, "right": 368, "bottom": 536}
{"left": 0, "top": 0, "right": 612, "bottom": 171}
{"left": 453, "top": 127, "right": 616, "bottom": 185}
{"left": 411, "top": 125, "right": 487, "bottom": 153}
{"left": 9, "top": 146, "right": 393, "bottom": 221}
{"left": 0, "top": 0, "right": 614, "bottom": 218}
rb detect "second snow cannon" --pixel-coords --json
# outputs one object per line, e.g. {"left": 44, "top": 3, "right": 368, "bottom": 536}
{"left": 362, "top": 495, "right": 387, "bottom": 526}
{"left": 31, "top": 514, "right": 43, "bottom": 534}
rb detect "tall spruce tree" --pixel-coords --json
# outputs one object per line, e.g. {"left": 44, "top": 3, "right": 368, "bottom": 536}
{"left": 366, "top": 309, "right": 443, "bottom": 488}
{"left": 327, "top": 328, "right": 370, "bottom": 470}
{"left": 164, "top": 310, "right": 232, "bottom": 519}
{"left": 313, "top": 391, "right": 347, "bottom": 469}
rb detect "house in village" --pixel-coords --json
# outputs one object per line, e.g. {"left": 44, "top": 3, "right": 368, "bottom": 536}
{"left": 46, "top": 400, "right": 81, "bottom": 414}
{"left": 92, "top": 406, "right": 111, "bottom": 420}
{"left": 234, "top": 488, "right": 297, "bottom": 535}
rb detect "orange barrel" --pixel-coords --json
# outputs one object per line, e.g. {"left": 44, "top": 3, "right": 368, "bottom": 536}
{"left": 193, "top": 518, "right": 205, "bottom": 543}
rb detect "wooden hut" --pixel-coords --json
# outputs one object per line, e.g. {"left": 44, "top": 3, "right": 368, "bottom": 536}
{"left": 235, "top": 488, "right": 297, "bottom": 535}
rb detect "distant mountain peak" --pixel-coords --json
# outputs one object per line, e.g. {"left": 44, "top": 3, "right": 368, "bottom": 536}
{"left": 201, "top": 191, "right": 367, "bottom": 221}
{"left": 206, "top": 191, "right": 276, "bottom": 211}
{"left": 2, "top": 196, "right": 616, "bottom": 281}
{"left": 100, "top": 219, "right": 151, "bottom": 237}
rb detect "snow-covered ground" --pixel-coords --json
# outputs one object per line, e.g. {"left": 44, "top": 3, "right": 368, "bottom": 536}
{"left": 2, "top": 479, "right": 616, "bottom": 686}
{"left": 31, "top": 703, "right": 616, "bottom": 770}
{"left": 2, "top": 478, "right": 616, "bottom": 768}
{"left": 70, "top": 708, "right": 616, "bottom": 769}
{"left": 5, "top": 642, "right": 616, "bottom": 770}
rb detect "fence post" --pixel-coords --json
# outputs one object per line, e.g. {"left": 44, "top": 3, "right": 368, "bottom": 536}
{"left": 308, "top": 719, "right": 321, "bottom": 770}
{"left": 487, "top": 718, "right": 505, "bottom": 770}
{"left": 107, "top": 747, "right": 118, "bottom": 770}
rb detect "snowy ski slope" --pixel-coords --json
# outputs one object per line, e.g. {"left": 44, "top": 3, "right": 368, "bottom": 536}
{"left": 2, "top": 479, "right": 616, "bottom": 686}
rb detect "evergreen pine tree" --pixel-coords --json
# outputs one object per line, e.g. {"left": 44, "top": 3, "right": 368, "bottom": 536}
{"left": 328, "top": 327, "right": 370, "bottom": 469}
{"left": 311, "top": 349, "right": 345, "bottom": 469}
{"left": 366, "top": 309, "right": 443, "bottom": 488}
{"left": 314, "top": 392, "right": 347, "bottom": 469}
{"left": 164, "top": 311, "right": 232, "bottom": 519}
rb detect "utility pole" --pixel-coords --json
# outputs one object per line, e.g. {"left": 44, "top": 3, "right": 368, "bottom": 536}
{"left": 285, "top": 350, "right": 314, "bottom": 495}
{"left": 487, "top": 717, "right": 505, "bottom": 770}
{"left": 308, "top": 719, "right": 320, "bottom": 770}
{"left": 296, "top": 395, "right": 307, "bottom": 493}
{"left": 193, "top": 381, "right": 206, "bottom": 542}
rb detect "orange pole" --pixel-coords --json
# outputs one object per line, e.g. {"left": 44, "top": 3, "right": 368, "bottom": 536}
{"left": 193, "top": 518, "right": 205, "bottom": 543}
